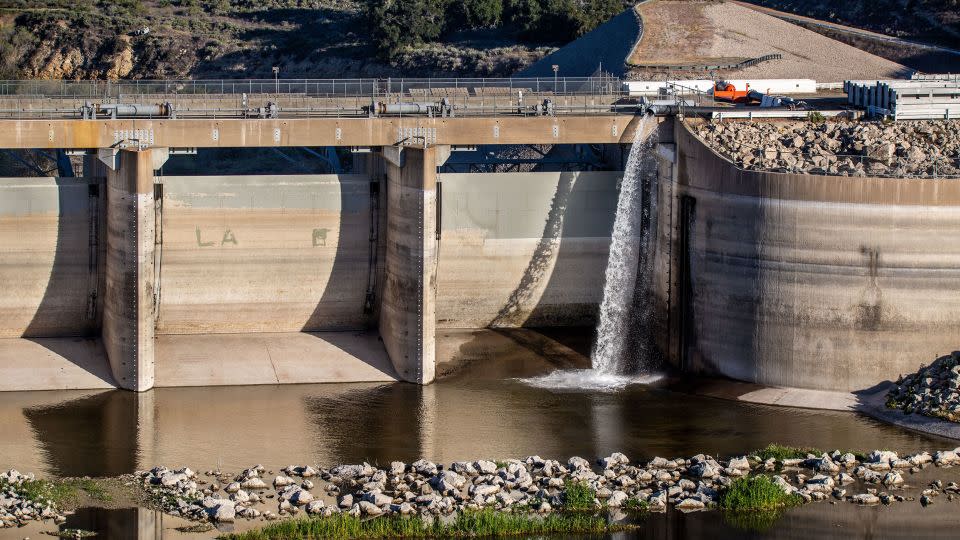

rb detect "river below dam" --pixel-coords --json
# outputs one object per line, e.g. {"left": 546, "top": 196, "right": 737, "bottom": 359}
{"left": 0, "top": 329, "right": 956, "bottom": 539}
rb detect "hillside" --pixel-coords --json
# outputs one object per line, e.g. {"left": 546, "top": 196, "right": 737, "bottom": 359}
{"left": 0, "top": 0, "right": 557, "bottom": 79}
{"left": 629, "top": 1, "right": 910, "bottom": 81}
{"left": 0, "top": 0, "right": 951, "bottom": 81}
{"left": 742, "top": 0, "right": 960, "bottom": 51}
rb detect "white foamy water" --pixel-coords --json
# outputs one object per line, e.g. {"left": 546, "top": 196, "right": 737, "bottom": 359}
{"left": 521, "top": 369, "right": 663, "bottom": 392}
{"left": 521, "top": 114, "right": 659, "bottom": 392}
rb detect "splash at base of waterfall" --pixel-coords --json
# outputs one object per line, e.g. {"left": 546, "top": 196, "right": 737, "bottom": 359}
{"left": 519, "top": 369, "right": 664, "bottom": 392}
{"left": 518, "top": 114, "right": 659, "bottom": 392}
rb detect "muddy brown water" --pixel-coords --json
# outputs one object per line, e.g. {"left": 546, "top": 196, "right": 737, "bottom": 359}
{"left": 1, "top": 329, "right": 957, "bottom": 538}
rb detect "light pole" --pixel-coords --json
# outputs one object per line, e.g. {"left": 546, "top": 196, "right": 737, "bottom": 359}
{"left": 272, "top": 66, "right": 280, "bottom": 94}
{"left": 552, "top": 65, "right": 559, "bottom": 93}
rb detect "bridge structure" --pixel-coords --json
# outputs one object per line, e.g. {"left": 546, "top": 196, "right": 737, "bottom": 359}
{"left": 0, "top": 77, "right": 667, "bottom": 392}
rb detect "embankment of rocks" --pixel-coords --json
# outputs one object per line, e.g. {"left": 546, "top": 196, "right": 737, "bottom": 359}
{"left": 887, "top": 351, "right": 960, "bottom": 422}
{"left": 135, "top": 448, "right": 960, "bottom": 524}
{"left": 693, "top": 119, "right": 960, "bottom": 177}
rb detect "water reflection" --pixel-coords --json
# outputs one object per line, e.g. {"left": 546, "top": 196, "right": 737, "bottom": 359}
{"left": 62, "top": 507, "right": 158, "bottom": 540}
{"left": 22, "top": 391, "right": 138, "bottom": 477}
{"left": 0, "top": 329, "right": 951, "bottom": 479}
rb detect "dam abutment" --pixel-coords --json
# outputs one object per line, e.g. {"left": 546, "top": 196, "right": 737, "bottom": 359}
{"left": 663, "top": 119, "right": 960, "bottom": 392}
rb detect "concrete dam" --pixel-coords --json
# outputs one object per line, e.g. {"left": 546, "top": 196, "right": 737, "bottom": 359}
{"left": 0, "top": 78, "right": 957, "bottom": 394}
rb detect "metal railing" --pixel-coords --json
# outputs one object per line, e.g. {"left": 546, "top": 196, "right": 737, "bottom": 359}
{"left": 0, "top": 75, "right": 639, "bottom": 120}
{"left": 0, "top": 76, "right": 625, "bottom": 99}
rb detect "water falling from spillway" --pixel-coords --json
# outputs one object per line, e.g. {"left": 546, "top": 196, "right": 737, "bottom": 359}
{"left": 522, "top": 114, "right": 662, "bottom": 391}
{"left": 591, "top": 113, "right": 657, "bottom": 375}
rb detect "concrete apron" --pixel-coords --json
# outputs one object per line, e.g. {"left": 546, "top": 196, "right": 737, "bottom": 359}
{"left": 682, "top": 377, "right": 960, "bottom": 442}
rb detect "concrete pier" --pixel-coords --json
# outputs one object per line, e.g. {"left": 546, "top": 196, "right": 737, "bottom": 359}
{"left": 103, "top": 149, "right": 158, "bottom": 391}
{"left": 380, "top": 146, "right": 439, "bottom": 384}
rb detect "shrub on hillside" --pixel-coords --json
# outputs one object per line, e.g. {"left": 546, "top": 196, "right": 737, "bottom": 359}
{"left": 366, "top": 0, "right": 626, "bottom": 57}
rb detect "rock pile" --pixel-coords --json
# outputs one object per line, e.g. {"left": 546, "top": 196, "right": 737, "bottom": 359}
{"left": 692, "top": 119, "right": 960, "bottom": 177}
{"left": 137, "top": 447, "right": 960, "bottom": 524}
{"left": 0, "top": 470, "right": 67, "bottom": 528}
{"left": 887, "top": 352, "right": 960, "bottom": 422}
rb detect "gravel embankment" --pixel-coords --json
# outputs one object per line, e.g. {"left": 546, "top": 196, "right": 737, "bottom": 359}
{"left": 630, "top": 0, "right": 908, "bottom": 81}
{"left": 693, "top": 119, "right": 960, "bottom": 177}
{"left": 705, "top": 2, "right": 908, "bottom": 80}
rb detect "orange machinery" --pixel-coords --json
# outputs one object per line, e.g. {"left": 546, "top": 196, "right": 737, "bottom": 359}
{"left": 712, "top": 81, "right": 761, "bottom": 104}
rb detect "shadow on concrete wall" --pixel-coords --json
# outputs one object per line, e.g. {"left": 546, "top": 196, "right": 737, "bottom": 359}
{"left": 22, "top": 390, "right": 137, "bottom": 477}
{"left": 621, "top": 150, "right": 665, "bottom": 374}
{"left": 679, "top": 183, "right": 768, "bottom": 382}
{"left": 22, "top": 177, "right": 114, "bottom": 387}
{"left": 488, "top": 170, "right": 619, "bottom": 329}
{"left": 23, "top": 178, "right": 101, "bottom": 338}
{"left": 488, "top": 172, "right": 578, "bottom": 327}
{"left": 303, "top": 174, "right": 373, "bottom": 331}
{"left": 300, "top": 172, "right": 396, "bottom": 377}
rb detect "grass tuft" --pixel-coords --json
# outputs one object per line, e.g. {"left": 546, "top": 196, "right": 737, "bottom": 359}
{"left": 562, "top": 480, "right": 595, "bottom": 510}
{"left": 218, "top": 508, "right": 630, "bottom": 540}
{"left": 623, "top": 497, "right": 649, "bottom": 512}
{"left": 719, "top": 476, "right": 802, "bottom": 512}
{"left": 0, "top": 477, "right": 109, "bottom": 506}
{"left": 752, "top": 444, "right": 821, "bottom": 461}
{"left": 47, "top": 529, "right": 97, "bottom": 538}
{"left": 807, "top": 111, "right": 826, "bottom": 124}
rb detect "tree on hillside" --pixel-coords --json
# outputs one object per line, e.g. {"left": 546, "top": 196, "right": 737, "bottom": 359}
{"left": 450, "top": 0, "right": 505, "bottom": 29}
{"left": 366, "top": 0, "right": 626, "bottom": 56}
{"left": 574, "top": 0, "right": 624, "bottom": 37}
{"left": 364, "top": 0, "right": 447, "bottom": 57}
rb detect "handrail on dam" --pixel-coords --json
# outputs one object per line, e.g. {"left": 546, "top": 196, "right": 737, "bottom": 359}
{"left": 0, "top": 75, "right": 638, "bottom": 120}
{"left": 0, "top": 76, "right": 624, "bottom": 99}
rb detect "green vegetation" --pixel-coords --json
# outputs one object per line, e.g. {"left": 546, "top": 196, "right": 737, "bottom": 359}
{"left": 623, "top": 497, "right": 649, "bottom": 511}
{"left": 0, "top": 477, "right": 110, "bottom": 507}
{"left": 47, "top": 529, "right": 97, "bottom": 539}
{"left": 752, "top": 444, "right": 822, "bottom": 461}
{"left": 807, "top": 111, "right": 826, "bottom": 124}
{"left": 176, "top": 523, "right": 217, "bottom": 533}
{"left": 718, "top": 476, "right": 802, "bottom": 512}
{"left": 720, "top": 508, "right": 785, "bottom": 533}
{"left": 752, "top": 443, "right": 867, "bottom": 462}
{"left": 562, "top": 480, "right": 595, "bottom": 510}
{"left": 218, "top": 509, "right": 632, "bottom": 540}
{"left": 364, "top": 0, "right": 626, "bottom": 57}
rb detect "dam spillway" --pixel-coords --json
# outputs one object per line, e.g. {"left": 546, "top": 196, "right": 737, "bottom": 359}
{"left": 0, "top": 162, "right": 630, "bottom": 390}
{"left": 0, "top": 82, "right": 957, "bottom": 394}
